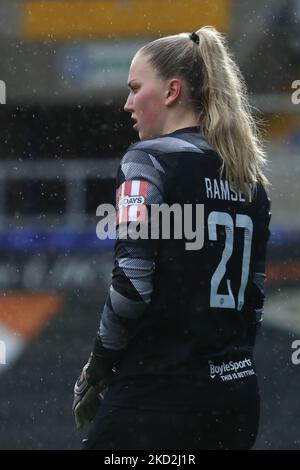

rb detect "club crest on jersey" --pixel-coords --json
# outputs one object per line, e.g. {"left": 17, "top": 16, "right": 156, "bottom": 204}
{"left": 117, "top": 180, "right": 148, "bottom": 224}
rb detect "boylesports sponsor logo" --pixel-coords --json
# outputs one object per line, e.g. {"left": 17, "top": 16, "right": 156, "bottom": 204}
{"left": 209, "top": 358, "right": 255, "bottom": 382}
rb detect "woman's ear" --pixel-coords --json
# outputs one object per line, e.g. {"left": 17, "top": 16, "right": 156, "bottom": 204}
{"left": 165, "top": 79, "right": 182, "bottom": 106}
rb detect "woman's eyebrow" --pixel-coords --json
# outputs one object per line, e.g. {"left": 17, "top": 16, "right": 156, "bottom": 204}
{"left": 128, "top": 80, "right": 138, "bottom": 89}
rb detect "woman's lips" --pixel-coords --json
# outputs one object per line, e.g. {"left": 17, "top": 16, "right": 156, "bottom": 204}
{"left": 131, "top": 116, "right": 138, "bottom": 130}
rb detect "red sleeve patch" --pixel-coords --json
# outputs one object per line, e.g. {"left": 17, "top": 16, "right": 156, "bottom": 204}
{"left": 116, "top": 180, "right": 149, "bottom": 224}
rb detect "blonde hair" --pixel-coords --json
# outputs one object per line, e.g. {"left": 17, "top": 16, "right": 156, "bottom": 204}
{"left": 139, "top": 26, "right": 269, "bottom": 197}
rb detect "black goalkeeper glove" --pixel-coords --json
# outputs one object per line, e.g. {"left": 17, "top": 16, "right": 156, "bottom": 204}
{"left": 72, "top": 353, "right": 112, "bottom": 429}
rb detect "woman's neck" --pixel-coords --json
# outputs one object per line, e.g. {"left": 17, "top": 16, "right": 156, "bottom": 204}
{"left": 161, "top": 109, "right": 199, "bottom": 136}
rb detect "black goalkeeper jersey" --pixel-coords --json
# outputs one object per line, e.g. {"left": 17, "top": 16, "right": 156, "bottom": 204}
{"left": 96, "top": 126, "right": 271, "bottom": 410}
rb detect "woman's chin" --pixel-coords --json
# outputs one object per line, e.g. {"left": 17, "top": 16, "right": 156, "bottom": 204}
{"left": 138, "top": 129, "right": 145, "bottom": 141}
{"left": 139, "top": 129, "right": 158, "bottom": 141}
{"left": 134, "top": 126, "right": 143, "bottom": 141}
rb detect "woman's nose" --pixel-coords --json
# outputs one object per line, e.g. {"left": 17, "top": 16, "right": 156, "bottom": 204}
{"left": 124, "top": 94, "right": 133, "bottom": 113}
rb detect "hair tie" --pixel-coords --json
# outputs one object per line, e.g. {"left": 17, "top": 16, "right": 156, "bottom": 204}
{"left": 189, "top": 32, "right": 200, "bottom": 45}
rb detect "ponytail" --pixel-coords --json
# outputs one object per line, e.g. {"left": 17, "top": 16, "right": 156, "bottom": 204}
{"left": 195, "top": 26, "right": 268, "bottom": 196}
{"left": 139, "top": 26, "right": 269, "bottom": 197}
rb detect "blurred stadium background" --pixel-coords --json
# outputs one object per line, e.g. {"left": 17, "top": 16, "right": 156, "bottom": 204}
{"left": 0, "top": 0, "right": 299, "bottom": 450}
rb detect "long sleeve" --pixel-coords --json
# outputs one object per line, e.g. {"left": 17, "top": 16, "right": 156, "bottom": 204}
{"left": 252, "top": 195, "right": 271, "bottom": 321}
{"left": 245, "top": 192, "right": 271, "bottom": 345}
{"left": 93, "top": 147, "right": 166, "bottom": 365}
